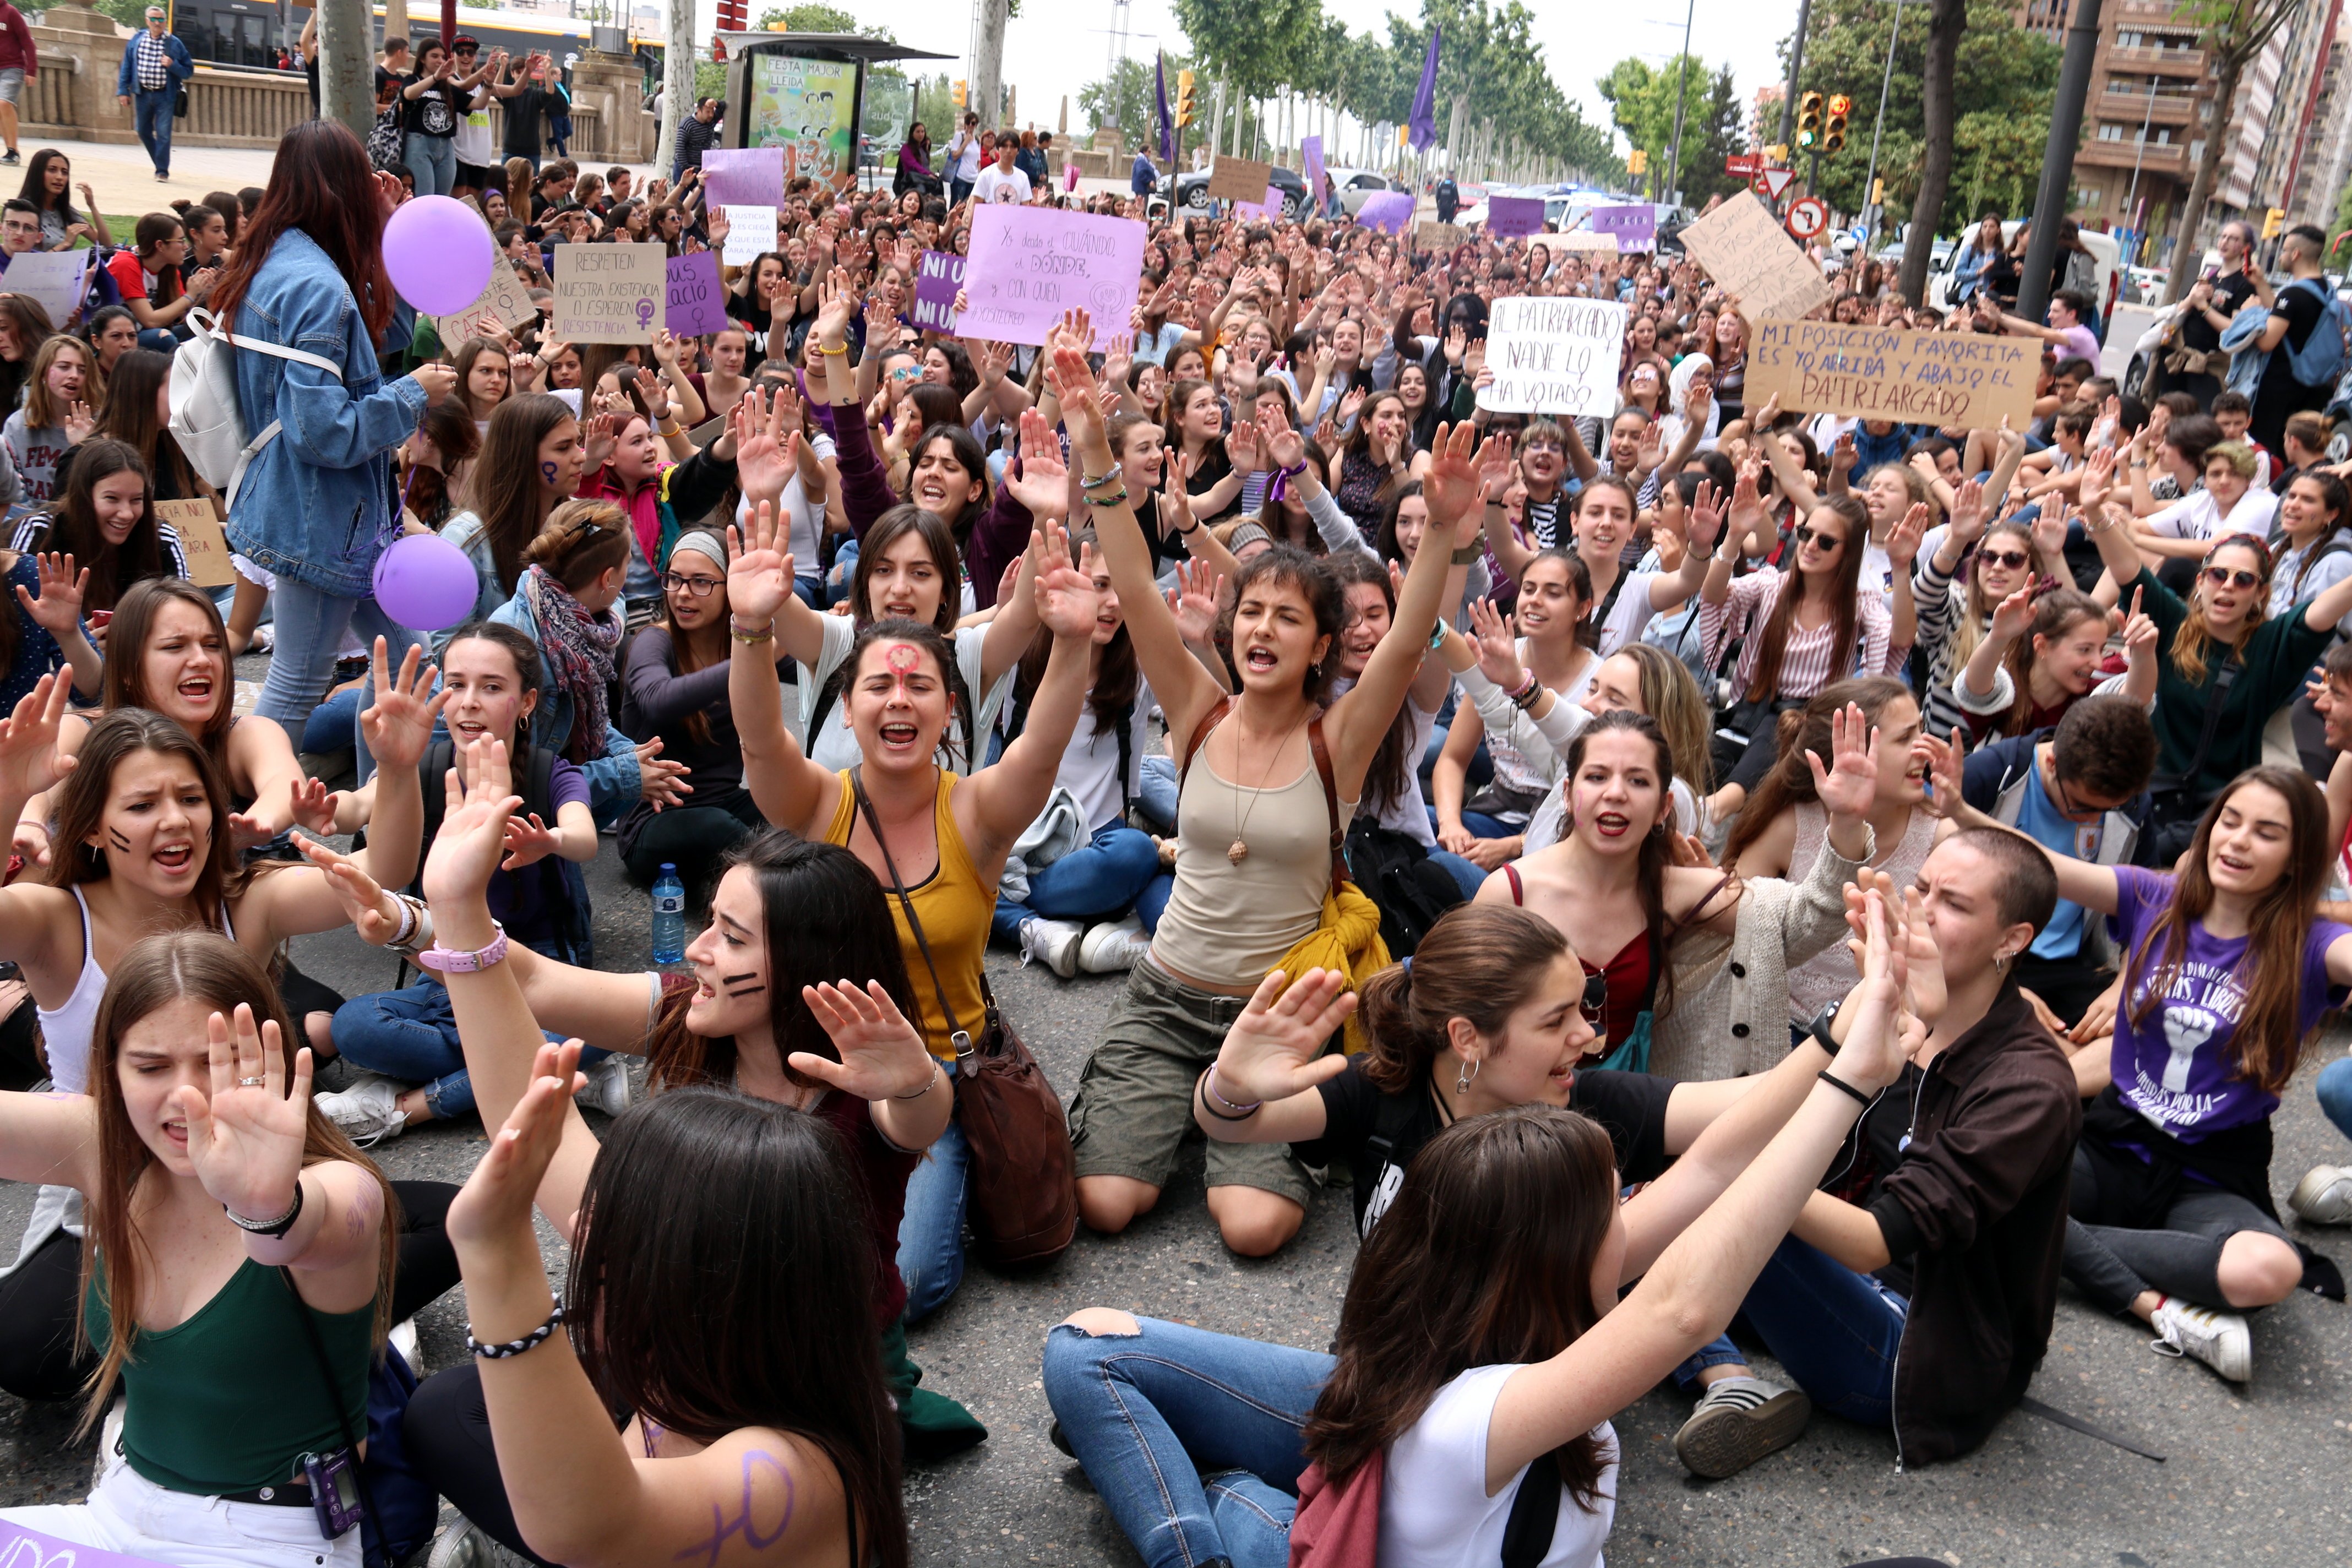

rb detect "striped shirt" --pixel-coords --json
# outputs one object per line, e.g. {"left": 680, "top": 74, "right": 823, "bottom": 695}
{"left": 1701, "top": 565, "right": 1905, "bottom": 703}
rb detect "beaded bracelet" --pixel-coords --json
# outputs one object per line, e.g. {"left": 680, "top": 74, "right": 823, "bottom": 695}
{"left": 1507, "top": 672, "right": 1542, "bottom": 710}
{"left": 1079, "top": 469, "right": 1123, "bottom": 489}
{"left": 731, "top": 619, "right": 776, "bottom": 643}
{"left": 1083, "top": 486, "right": 1132, "bottom": 508}
{"left": 1198, "top": 1066, "right": 1262, "bottom": 1121}
{"left": 467, "top": 1297, "right": 566, "bottom": 1360}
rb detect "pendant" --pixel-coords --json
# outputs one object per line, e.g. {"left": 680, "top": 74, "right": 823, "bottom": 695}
{"left": 1227, "top": 839, "right": 1249, "bottom": 865}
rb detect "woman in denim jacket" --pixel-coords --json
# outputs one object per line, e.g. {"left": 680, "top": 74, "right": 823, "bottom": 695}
{"left": 210, "top": 119, "right": 457, "bottom": 747}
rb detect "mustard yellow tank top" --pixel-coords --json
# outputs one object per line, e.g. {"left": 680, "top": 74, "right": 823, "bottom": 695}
{"left": 826, "top": 769, "right": 992, "bottom": 1062}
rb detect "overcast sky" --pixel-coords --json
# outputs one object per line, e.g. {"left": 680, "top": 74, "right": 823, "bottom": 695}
{"left": 703, "top": 0, "right": 1793, "bottom": 160}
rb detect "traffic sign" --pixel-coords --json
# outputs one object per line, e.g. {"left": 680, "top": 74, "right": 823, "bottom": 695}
{"left": 1725, "top": 153, "right": 1761, "bottom": 176}
{"left": 1762, "top": 167, "right": 1798, "bottom": 199}
{"left": 1749, "top": 172, "right": 1776, "bottom": 200}
{"left": 1784, "top": 196, "right": 1828, "bottom": 239}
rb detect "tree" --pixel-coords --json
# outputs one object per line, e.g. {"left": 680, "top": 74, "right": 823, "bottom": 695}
{"left": 1598, "top": 56, "right": 1747, "bottom": 203}
{"left": 2332, "top": 174, "right": 2352, "bottom": 267}
{"left": 753, "top": 2, "right": 892, "bottom": 35}
{"left": 2159, "top": 0, "right": 2309, "bottom": 305}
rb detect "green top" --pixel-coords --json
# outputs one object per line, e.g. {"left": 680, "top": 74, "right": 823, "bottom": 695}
{"left": 85, "top": 1254, "right": 375, "bottom": 1495}
{"left": 2130, "top": 565, "right": 2333, "bottom": 805}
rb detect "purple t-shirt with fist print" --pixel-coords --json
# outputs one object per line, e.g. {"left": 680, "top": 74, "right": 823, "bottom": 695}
{"left": 2105, "top": 865, "right": 2350, "bottom": 1142}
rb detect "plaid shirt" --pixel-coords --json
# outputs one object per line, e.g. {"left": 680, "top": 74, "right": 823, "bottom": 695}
{"left": 133, "top": 29, "right": 170, "bottom": 89}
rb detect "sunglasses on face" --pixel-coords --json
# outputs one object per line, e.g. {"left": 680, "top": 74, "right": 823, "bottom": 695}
{"left": 1978, "top": 548, "right": 2030, "bottom": 571}
{"left": 1794, "top": 524, "right": 1842, "bottom": 550}
{"left": 2202, "top": 565, "right": 2262, "bottom": 590}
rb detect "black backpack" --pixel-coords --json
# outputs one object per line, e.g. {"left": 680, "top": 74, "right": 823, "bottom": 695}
{"left": 1343, "top": 819, "right": 1463, "bottom": 958}
{"left": 401, "top": 737, "right": 593, "bottom": 974}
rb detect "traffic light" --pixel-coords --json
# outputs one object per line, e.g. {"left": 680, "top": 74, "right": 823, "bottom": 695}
{"left": 2262, "top": 205, "right": 2284, "bottom": 239}
{"left": 1796, "top": 90, "right": 1823, "bottom": 149}
{"left": 952, "top": 78, "right": 967, "bottom": 109}
{"left": 1823, "top": 94, "right": 1849, "bottom": 153}
{"left": 1626, "top": 148, "right": 1648, "bottom": 175}
{"left": 1175, "top": 69, "right": 1196, "bottom": 129}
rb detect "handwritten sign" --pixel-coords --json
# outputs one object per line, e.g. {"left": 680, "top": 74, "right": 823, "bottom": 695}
{"left": 721, "top": 206, "right": 776, "bottom": 266}
{"left": 157, "top": 497, "right": 235, "bottom": 587}
{"left": 1556, "top": 231, "right": 1620, "bottom": 253}
{"left": 1677, "top": 192, "right": 1833, "bottom": 323}
{"left": 2, "top": 251, "right": 86, "bottom": 326}
{"left": 1590, "top": 204, "right": 1656, "bottom": 249}
{"left": 1355, "top": 190, "right": 1414, "bottom": 234}
{"left": 955, "top": 205, "right": 1144, "bottom": 351}
{"left": 666, "top": 251, "right": 729, "bottom": 337}
{"left": 1745, "top": 319, "right": 2039, "bottom": 429}
{"left": 1207, "top": 155, "right": 1273, "bottom": 203}
{"left": 701, "top": 147, "right": 785, "bottom": 208}
{"left": 0, "top": 1518, "right": 173, "bottom": 1566}
{"left": 1302, "top": 135, "right": 1326, "bottom": 206}
{"left": 552, "top": 242, "right": 666, "bottom": 344}
{"left": 434, "top": 256, "right": 536, "bottom": 351}
{"left": 911, "top": 248, "right": 965, "bottom": 332}
{"left": 1474, "top": 297, "right": 1627, "bottom": 418}
{"left": 1415, "top": 221, "right": 1467, "bottom": 253}
{"left": 1485, "top": 196, "right": 1544, "bottom": 238}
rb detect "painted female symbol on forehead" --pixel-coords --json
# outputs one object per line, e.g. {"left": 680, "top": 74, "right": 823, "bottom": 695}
{"left": 884, "top": 641, "right": 923, "bottom": 704}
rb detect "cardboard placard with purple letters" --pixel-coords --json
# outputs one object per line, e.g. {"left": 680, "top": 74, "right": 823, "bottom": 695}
{"left": 665, "top": 251, "right": 730, "bottom": 337}
{"left": 1745, "top": 318, "right": 2038, "bottom": 429}
{"left": 1676, "top": 192, "right": 1833, "bottom": 323}
{"left": 1207, "top": 155, "right": 1274, "bottom": 203}
{"left": 1414, "top": 221, "right": 1468, "bottom": 253}
{"left": 1589, "top": 204, "right": 1656, "bottom": 249}
{"left": 1484, "top": 195, "right": 1545, "bottom": 238}
{"left": 911, "top": 248, "right": 966, "bottom": 333}
{"left": 700, "top": 147, "right": 786, "bottom": 208}
{"left": 954, "top": 205, "right": 1142, "bottom": 351}
{"left": 552, "top": 243, "right": 667, "bottom": 342}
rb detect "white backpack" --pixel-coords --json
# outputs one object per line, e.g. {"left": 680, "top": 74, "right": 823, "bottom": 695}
{"left": 169, "top": 306, "right": 346, "bottom": 510}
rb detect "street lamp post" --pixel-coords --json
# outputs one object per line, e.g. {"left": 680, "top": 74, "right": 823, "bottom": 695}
{"left": 1861, "top": 0, "right": 1905, "bottom": 247}
{"left": 1664, "top": 0, "right": 1696, "bottom": 206}
{"left": 2122, "top": 74, "right": 2159, "bottom": 265}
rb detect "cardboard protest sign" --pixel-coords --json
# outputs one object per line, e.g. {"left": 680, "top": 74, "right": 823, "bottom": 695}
{"left": 1745, "top": 319, "right": 2039, "bottom": 429}
{"left": 1677, "top": 192, "right": 1833, "bottom": 323}
{"left": 1355, "top": 190, "right": 1414, "bottom": 234}
{"left": 911, "top": 248, "right": 966, "bottom": 333}
{"left": 721, "top": 206, "right": 777, "bottom": 266}
{"left": 552, "top": 243, "right": 666, "bottom": 344}
{"left": 2, "top": 251, "right": 86, "bottom": 326}
{"left": 701, "top": 148, "right": 786, "bottom": 208}
{"left": 1556, "top": 230, "right": 1620, "bottom": 253}
{"left": 156, "top": 497, "right": 235, "bottom": 587}
{"left": 1415, "top": 221, "right": 1467, "bottom": 252}
{"left": 666, "top": 251, "right": 730, "bottom": 337}
{"left": 433, "top": 254, "right": 537, "bottom": 350}
{"left": 1484, "top": 196, "right": 1544, "bottom": 238}
{"left": 955, "top": 205, "right": 1144, "bottom": 351}
{"left": 1474, "top": 296, "right": 1628, "bottom": 418}
{"left": 1590, "top": 204, "right": 1656, "bottom": 249}
{"left": 1207, "top": 156, "right": 1273, "bottom": 203}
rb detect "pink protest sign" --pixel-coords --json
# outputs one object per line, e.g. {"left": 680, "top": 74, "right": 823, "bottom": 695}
{"left": 1356, "top": 190, "right": 1414, "bottom": 233}
{"left": 666, "top": 251, "right": 729, "bottom": 337}
{"left": 1302, "top": 136, "right": 1325, "bottom": 205}
{"left": 701, "top": 148, "right": 785, "bottom": 208}
{"left": 1235, "top": 183, "right": 1283, "bottom": 221}
{"left": 1064, "top": 163, "right": 1082, "bottom": 193}
{"left": 0, "top": 1519, "right": 173, "bottom": 1566}
{"left": 954, "top": 205, "right": 1145, "bottom": 351}
{"left": 1485, "top": 195, "right": 1545, "bottom": 238}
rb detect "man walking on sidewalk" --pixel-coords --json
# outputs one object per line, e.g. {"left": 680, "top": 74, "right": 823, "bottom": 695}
{"left": 115, "top": 6, "right": 192, "bottom": 184}
{"left": 0, "top": 0, "right": 39, "bottom": 168}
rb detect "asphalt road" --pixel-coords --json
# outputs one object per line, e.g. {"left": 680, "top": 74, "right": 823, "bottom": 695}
{"left": 1, "top": 807, "right": 2347, "bottom": 1566}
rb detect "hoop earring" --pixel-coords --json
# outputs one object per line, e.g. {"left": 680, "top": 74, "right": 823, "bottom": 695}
{"left": 1455, "top": 1058, "right": 1480, "bottom": 1095}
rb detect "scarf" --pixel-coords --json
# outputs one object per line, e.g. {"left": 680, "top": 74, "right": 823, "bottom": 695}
{"left": 523, "top": 563, "right": 620, "bottom": 765}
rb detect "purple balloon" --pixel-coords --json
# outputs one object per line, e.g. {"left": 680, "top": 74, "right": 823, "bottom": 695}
{"left": 382, "top": 195, "right": 494, "bottom": 316}
{"left": 373, "top": 532, "right": 480, "bottom": 632}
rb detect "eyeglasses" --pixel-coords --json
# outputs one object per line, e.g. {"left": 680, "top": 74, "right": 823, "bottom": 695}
{"left": 1522, "top": 437, "right": 1564, "bottom": 454}
{"left": 1794, "top": 524, "right": 1843, "bottom": 550}
{"left": 1977, "top": 548, "right": 2031, "bottom": 571}
{"left": 2201, "top": 565, "right": 2262, "bottom": 590}
{"left": 662, "top": 573, "right": 722, "bottom": 597}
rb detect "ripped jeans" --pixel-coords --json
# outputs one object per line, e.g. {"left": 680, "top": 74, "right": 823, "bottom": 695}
{"left": 1042, "top": 1314, "right": 1328, "bottom": 1568}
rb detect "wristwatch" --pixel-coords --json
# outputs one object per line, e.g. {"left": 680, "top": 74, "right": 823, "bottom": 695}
{"left": 417, "top": 922, "right": 510, "bottom": 974}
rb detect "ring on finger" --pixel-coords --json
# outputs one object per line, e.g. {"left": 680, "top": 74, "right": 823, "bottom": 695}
{"left": 237, "top": 1075, "right": 266, "bottom": 1087}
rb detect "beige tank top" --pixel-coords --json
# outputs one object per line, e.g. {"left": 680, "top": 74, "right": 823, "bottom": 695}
{"left": 1151, "top": 737, "right": 1357, "bottom": 989}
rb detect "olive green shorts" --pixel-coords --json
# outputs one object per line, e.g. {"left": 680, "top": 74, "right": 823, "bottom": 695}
{"left": 1068, "top": 959, "right": 1317, "bottom": 1207}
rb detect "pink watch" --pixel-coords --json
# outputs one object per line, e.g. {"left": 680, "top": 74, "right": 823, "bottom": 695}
{"left": 416, "top": 923, "right": 510, "bottom": 974}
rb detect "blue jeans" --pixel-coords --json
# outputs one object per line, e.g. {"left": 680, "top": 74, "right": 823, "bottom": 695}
{"left": 1042, "top": 1316, "right": 1328, "bottom": 1568}
{"left": 302, "top": 685, "right": 363, "bottom": 756}
{"left": 896, "top": 1111, "right": 968, "bottom": 1322}
{"left": 252, "top": 575, "right": 423, "bottom": 750}
{"left": 1136, "top": 754, "right": 1178, "bottom": 835}
{"left": 992, "top": 825, "right": 1170, "bottom": 943}
{"left": 1431, "top": 805, "right": 1519, "bottom": 841}
{"left": 331, "top": 977, "right": 607, "bottom": 1121}
{"left": 405, "top": 132, "right": 457, "bottom": 196}
{"left": 2318, "top": 1055, "right": 2352, "bottom": 1145}
{"left": 132, "top": 86, "right": 175, "bottom": 176}
{"left": 1426, "top": 847, "right": 1486, "bottom": 900}
{"left": 1733, "top": 1234, "right": 1908, "bottom": 1427}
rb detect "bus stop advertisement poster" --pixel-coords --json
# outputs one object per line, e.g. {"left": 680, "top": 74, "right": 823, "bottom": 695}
{"left": 745, "top": 53, "right": 863, "bottom": 183}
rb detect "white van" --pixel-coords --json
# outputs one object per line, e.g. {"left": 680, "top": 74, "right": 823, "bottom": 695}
{"left": 1926, "top": 221, "right": 2124, "bottom": 330}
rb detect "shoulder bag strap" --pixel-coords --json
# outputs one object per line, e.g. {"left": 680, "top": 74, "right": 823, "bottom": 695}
{"left": 1177, "top": 695, "right": 1233, "bottom": 788}
{"left": 276, "top": 1264, "right": 378, "bottom": 1538}
{"left": 1664, "top": 870, "right": 1741, "bottom": 938}
{"left": 1307, "top": 712, "right": 1346, "bottom": 886}
{"left": 850, "top": 767, "right": 971, "bottom": 1059}
{"left": 1498, "top": 1447, "right": 1561, "bottom": 1568}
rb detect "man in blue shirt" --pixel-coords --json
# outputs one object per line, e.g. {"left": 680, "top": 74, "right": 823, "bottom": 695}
{"left": 1130, "top": 149, "right": 1156, "bottom": 199}
{"left": 113, "top": 6, "right": 193, "bottom": 182}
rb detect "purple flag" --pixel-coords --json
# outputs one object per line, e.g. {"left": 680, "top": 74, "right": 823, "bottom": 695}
{"left": 1408, "top": 29, "right": 1440, "bottom": 153}
{"left": 1155, "top": 53, "right": 1174, "bottom": 164}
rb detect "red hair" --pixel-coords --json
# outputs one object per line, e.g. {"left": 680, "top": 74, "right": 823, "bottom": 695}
{"left": 211, "top": 119, "right": 394, "bottom": 342}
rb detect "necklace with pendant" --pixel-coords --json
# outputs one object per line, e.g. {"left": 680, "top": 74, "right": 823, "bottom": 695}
{"left": 1226, "top": 705, "right": 1311, "bottom": 864}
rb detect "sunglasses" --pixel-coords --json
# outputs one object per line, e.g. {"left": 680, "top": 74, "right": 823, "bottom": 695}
{"left": 1579, "top": 969, "right": 1607, "bottom": 1027}
{"left": 1794, "top": 524, "right": 1843, "bottom": 549}
{"left": 661, "top": 572, "right": 722, "bottom": 598}
{"left": 2201, "top": 565, "right": 2262, "bottom": 590}
{"left": 1977, "top": 548, "right": 2030, "bottom": 571}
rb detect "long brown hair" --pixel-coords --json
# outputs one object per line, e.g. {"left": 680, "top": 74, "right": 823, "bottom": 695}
{"left": 1355, "top": 905, "right": 1572, "bottom": 1092}
{"left": 103, "top": 578, "right": 236, "bottom": 758}
{"left": 472, "top": 393, "right": 577, "bottom": 595}
{"left": 2172, "top": 533, "right": 2271, "bottom": 687}
{"left": 1746, "top": 494, "right": 1870, "bottom": 703}
{"left": 1560, "top": 710, "right": 1683, "bottom": 1019}
{"left": 41, "top": 439, "right": 161, "bottom": 614}
{"left": 1320, "top": 551, "right": 1414, "bottom": 812}
{"left": 851, "top": 504, "right": 962, "bottom": 639}
{"left": 2124, "top": 766, "right": 2332, "bottom": 1094}
{"left": 1993, "top": 588, "right": 2105, "bottom": 739}
{"left": 1948, "top": 520, "right": 2036, "bottom": 671}
{"left": 1303, "top": 1104, "right": 1617, "bottom": 1506}
{"left": 46, "top": 709, "right": 241, "bottom": 924}
{"left": 93, "top": 348, "right": 192, "bottom": 499}
{"left": 22, "top": 334, "right": 92, "bottom": 432}
{"left": 210, "top": 119, "right": 395, "bottom": 342}
{"left": 1614, "top": 643, "right": 1713, "bottom": 794}
{"left": 1722, "top": 676, "right": 1911, "bottom": 868}
{"left": 657, "top": 543, "right": 730, "bottom": 748}
{"left": 78, "top": 932, "right": 399, "bottom": 1436}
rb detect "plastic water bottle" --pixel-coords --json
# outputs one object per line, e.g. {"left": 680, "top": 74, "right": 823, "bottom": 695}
{"left": 651, "top": 864, "right": 686, "bottom": 965}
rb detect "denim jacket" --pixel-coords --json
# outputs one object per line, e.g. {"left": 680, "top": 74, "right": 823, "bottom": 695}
{"left": 225, "top": 229, "right": 426, "bottom": 598}
{"left": 489, "top": 586, "right": 643, "bottom": 824}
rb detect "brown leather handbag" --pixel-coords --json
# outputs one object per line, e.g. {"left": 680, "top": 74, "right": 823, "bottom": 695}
{"left": 852, "top": 771, "right": 1076, "bottom": 1267}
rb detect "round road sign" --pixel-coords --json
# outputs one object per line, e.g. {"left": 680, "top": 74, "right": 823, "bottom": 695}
{"left": 1749, "top": 171, "right": 1776, "bottom": 201}
{"left": 1784, "top": 196, "right": 1828, "bottom": 240}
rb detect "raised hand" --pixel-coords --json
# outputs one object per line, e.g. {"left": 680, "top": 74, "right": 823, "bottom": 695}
{"left": 1885, "top": 502, "right": 1930, "bottom": 570}
{"left": 174, "top": 1005, "right": 311, "bottom": 1226}
{"left": 1419, "top": 423, "right": 1490, "bottom": 533}
{"left": 1224, "top": 412, "right": 1261, "bottom": 473}
{"left": 814, "top": 266, "right": 859, "bottom": 342}
{"left": 792, "top": 980, "right": 939, "bottom": 1099}
{"left": 61, "top": 401, "right": 95, "bottom": 447}
{"left": 731, "top": 385, "right": 794, "bottom": 504}
{"left": 1044, "top": 342, "right": 1106, "bottom": 453}
{"left": 2077, "top": 444, "right": 2117, "bottom": 513}
{"left": 1261, "top": 407, "right": 1306, "bottom": 473}
{"left": 725, "top": 500, "right": 796, "bottom": 627}
{"left": 358, "top": 638, "right": 448, "bottom": 772}
{"left": 1166, "top": 557, "right": 1224, "bottom": 644}
{"left": 0, "top": 673, "right": 73, "bottom": 803}
{"left": 1210, "top": 968, "right": 1359, "bottom": 1105}
{"left": 1033, "top": 523, "right": 1104, "bottom": 640}
{"left": 421, "top": 737, "right": 523, "bottom": 911}
{"left": 448, "top": 1038, "right": 585, "bottom": 1249}
{"left": 1917, "top": 729, "right": 1966, "bottom": 820}
{"left": 1805, "top": 701, "right": 1880, "bottom": 821}
{"left": 1466, "top": 596, "right": 1526, "bottom": 690}
{"left": 287, "top": 775, "right": 340, "bottom": 837}
{"left": 295, "top": 838, "right": 404, "bottom": 945}
{"left": 1685, "top": 479, "right": 1725, "bottom": 556}
{"left": 1986, "top": 581, "right": 2035, "bottom": 645}
{"left": 581, "top": 411, "right": 618, "bottom": 473}
{"left": 1947, "top": 477, "right": 1989, "bottom": 548}
{"left": 15, "top": 552, "right": 84, "bottom": 640}
{"left": 1003, "top": 408, "right": 1070, "bottom": 516}
{"left": 1828, "top": 888, "right": 1912, "bottom": 1094}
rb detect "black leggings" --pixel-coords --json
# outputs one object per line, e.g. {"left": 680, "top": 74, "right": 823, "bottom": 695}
{"left": 621, "top": 795, "right": 767, "bottom": 898}
{"left": 2061, "top": 1143, "right": 2291, "bottom": 1314}
{"left": 405, "top": 1360, "right": 557, "bottom": 1565}
{"left": 0, "top": 1179, "right": 463, "bottom": 1403}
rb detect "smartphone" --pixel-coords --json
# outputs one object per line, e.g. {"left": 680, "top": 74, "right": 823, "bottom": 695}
{"left": 86, "top": 609, "right": 113, "bottom": 631}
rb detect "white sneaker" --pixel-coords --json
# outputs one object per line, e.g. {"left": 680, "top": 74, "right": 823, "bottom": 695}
{"left": 247, "top": 624, "right": 275, "bottom": 655}
{"left": 1019, "top": 917, "right": 1084, "bottom": 979}
{"left": 579, "top": 1054, "right": 633, "bottom": 1118}
{"left": 2289, "top": 1164, "right": 2352, "bottom": 1224}
{"left": 388, "top": 1315, "right": 420, "bottom": 1370}
{"left": 314, "top": 1075, "right": 407, "bottom": 1146}
{"left": 2149, "top": 1298, "right": 2252, "bottom": 1382}
{"left": 1079, "top": 916, "right": 1151, "bottom": 974}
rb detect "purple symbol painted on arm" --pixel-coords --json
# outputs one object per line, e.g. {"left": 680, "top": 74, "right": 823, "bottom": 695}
{"left": 674, "top": 1449, "right": 795, "bottom": 1566}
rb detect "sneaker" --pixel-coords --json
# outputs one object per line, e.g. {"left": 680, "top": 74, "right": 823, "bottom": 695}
{"left": 2149, "top": 1298, "right": 2251, "bottom": 1382}
{"left": 154, "top": 169, "right": 167, "bottom": 182}
{"left": 1079, "top": 916, "right": 1151, "bottom": 974}
{"left": 2, "top": 151, "right": 19, "bottom": 167}
{"left": 314, "top": 1075, "right": 407, "bottom": 1146}
{"left": 579, "top": 1054, "right": 633, "bottom": 1118}
{"left": 1672, "top": 1375, "right": 1811, "bottom": 1479}
{"left": 426, "top": 1520, "right": 492, "bottom": 1568}
{"left": 388, "top": 1315, "right": 420, "bottom": 1370}
{"left": 2290, "top": 1164, "right": 2352, "bottom": 1224}
{"left": 247, "top": 623, "right": 275, "bottom": 655}
{"left": 1019, "top": 916, "right": 1084, "bottom": 979}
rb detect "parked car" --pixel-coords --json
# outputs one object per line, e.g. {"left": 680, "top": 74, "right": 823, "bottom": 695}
{"left": 1168, "top": 164, "right": 1310, "bottom": 217}
{"left": 1325, "top": 168, "right": 1408, "bottom": 216}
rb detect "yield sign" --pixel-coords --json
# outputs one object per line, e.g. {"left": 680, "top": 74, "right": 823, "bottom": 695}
{"left": 1762, "top": 167, "right": 1798, "bottom": 199}
{"left": 1784, "top": 195, "right": 1830, "bottom": 239}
